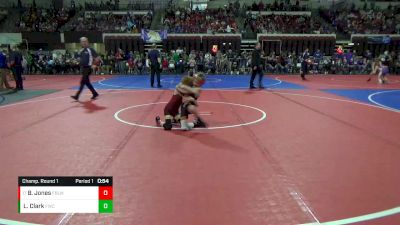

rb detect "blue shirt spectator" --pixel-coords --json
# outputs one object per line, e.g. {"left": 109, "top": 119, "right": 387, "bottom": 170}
{"left": 314, "top": 50, "right": 323, "bottom": 63}
{"left": 356, "top": 57, "right": 364, "bottom": 66}
{"left": 0, "top": 51, "right": 7, "bottom": 69}
{"left": 345, "top": 51, "right": 354, "bottom": 65}
{"left": 364, "top": 50, "right": 373, "bottom": 60}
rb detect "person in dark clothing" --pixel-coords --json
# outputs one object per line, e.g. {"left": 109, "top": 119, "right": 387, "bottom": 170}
{"left": 71, "top": 37, "right": 100, "bottom": 101}
{"left": 301, "top": 48, "right": 310, "bottom": 80}
{"left": 9, "top": 46, "right": 24, "bottom": 90}
{"left": 148, "top": 44, "right": 162, "bottom": 88}
{"left": 0, "top": 48, "right": 13, "bottom": 89}
{"left": 250, "top": 43, "right": 264, "bottom": 89}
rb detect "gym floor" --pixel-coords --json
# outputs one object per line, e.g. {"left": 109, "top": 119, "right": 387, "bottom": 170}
{"left": 0, "top": 74, "right": 399, "bottom": 225}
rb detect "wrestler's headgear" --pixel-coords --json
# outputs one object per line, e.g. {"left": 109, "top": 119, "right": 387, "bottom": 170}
{"left": 193, "top": 73, "right": 206, "bottom": 87}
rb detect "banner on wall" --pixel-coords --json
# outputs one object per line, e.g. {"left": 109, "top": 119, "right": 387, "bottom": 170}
{"left": 140, "top": 29, "right": 167, "bottom": 43}
{"left": 367, "top": 36, "right": 391, "bottom": 44}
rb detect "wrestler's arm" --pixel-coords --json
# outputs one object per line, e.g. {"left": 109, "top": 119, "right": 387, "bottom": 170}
{"left": 182, "top": 96, "right": 198, "bottom": 105}
{"left": 176, "top": 84, "right": 201, "bottom": 97}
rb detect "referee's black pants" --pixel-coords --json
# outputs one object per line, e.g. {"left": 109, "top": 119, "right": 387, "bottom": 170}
{"left": 250, "top": 66, "right": 264, "bottom": 88}
{"left": 150, "top": 64, "right": 161, "bottom": 87}
{"left": 14, "top": 66, "right": 24, "bottom": 90}
{"left": 301, "top": 62, "right": 308, "bottom": 80}
{"left": 76, "top": 67, "right": 98, "bottom": 97}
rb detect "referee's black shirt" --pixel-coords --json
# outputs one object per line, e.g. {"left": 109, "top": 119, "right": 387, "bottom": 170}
{"left": 79, "top": 48, "right": 98, "bottom": 67}
{"left": 9, "top": 50, "right": 23, "bottom": 67}
{"left": 251, "top": 49, "right": 262, "bottom": 67}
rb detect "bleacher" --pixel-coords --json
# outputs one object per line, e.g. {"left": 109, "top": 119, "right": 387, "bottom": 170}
{"left": 62, "top": 10, "right": 153, "bottom": 32}
{"left": 163, "top": 6, "right": 238, "bottom": 34}
{"left": 15, "top": 7, "right": 74, "bottom": 32}
{"left": 244, "top": 11, "right": 325, "bottom": 34}
{"left": 320, "top": 7, "right": 400, "bottom": 37}
{"left": 0, "top": 0, "right": 398, "bottom": 58}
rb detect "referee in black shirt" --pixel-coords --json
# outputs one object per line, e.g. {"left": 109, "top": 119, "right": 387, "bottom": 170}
{"left": 250, "top": 43, "right": 264, "bottom": 89}
{"left": 148, "top": 43, "right": 162, "bottom": 88}
{"left": 9, "top": 46, "right": 24, "bottom": 90}
{"left": 71, "top": 37, "right": 100, "bottom": 101}
{"left": 300, "top": 48, "right": 310, "bottom": 81}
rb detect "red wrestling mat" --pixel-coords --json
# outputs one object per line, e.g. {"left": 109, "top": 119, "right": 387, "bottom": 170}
{"left": 0, "top": 75, "right": 400, "bottom": 225}
{"left": 276, "top": 74, "right": 400, "bottom": 90}
{"left": 19, "top": 75, "right": 109, "bottom": 90}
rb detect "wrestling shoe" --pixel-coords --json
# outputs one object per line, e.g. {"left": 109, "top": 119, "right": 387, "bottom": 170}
{"left": 155, "top": 116, "right": 161, "bottom": 127}
{"left": 193, "top": 119, "right": 207, "bottom": 128}
{"left": 91, "top": 93, "right": 99, "bottom": 100}
{"left": 70, "top": 95, "right": 79, "bottom": 101}
{"left": 163, "top": 119, "right": 173, "bottom": 130}
{"left": 180, "top": 120, "right": 194, "bottom": 131}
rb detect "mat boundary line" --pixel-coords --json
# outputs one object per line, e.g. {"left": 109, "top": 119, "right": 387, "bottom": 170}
{"left": 299, "top": 206, "right": 400, "bottom": 225}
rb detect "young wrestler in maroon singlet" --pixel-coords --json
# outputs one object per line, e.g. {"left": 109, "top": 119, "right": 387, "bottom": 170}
{"left": 156, "top": 73, "right": 206, "bottom": 130}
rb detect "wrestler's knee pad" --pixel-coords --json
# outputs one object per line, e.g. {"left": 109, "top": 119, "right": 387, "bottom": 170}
{"left": 163, "top": 119, "right": 172, "bottom": 130}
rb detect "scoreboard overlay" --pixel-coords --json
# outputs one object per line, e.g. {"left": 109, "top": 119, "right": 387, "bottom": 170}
{"left": 18, "top": 176, "right": 113, "bottom": 213}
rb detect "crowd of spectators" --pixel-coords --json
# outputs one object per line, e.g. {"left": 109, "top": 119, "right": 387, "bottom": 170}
{"left": 244, "top": 0, "right": 306, "bottom": 12}
{"left": 63, "top": 11, "right": 153, "bottom": 32}
{"left": 320, "top": 5, "right": 400, "bottom": 35}
{"left": 14, "top": 47, "right": 400, "bottom": 76}
{"left": 163, "top": 5, "right": 239, "bottom": 34}
{"left": 12, "top": 0, "right": 153, "bottom": 33}
{"left": 4, "top": 0, "right": 400, "bottom": 76}
{"left": 15, "top": 6, "right": 74, "bottom": 32}
{"left": 6, "top": 0, "right": 400, "bottom": 35}
{"left": 83, "top": 0, "right": 120, "bottom": 11}
{"left": 244, "top": 13, "right": 330, "bottom": 34}
{"left": 84, "top": 0, "right": 154, "bottom": 11}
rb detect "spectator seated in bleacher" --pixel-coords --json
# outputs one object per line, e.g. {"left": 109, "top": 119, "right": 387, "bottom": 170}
{"left": 62, "top": 11, "right": 152, "bottom": 32}
{"left": 320, "top": 4, "right": 400, "bottom": 35}
{"left": 84, "top": 0, "right": 118, "bottom": 11}
{"left": 244, "top": 12, "right": 329, "bottom": 34}
{"left": 245, "top": 0, "right": 306, "bottom": 12}
{"left": 16, "top": 47, "right": 400, "bottom": 76}
{"left": 163, "top": 5, "right": 238, "bottom": 34}
{"left": 15, "top": 5, "right": 73, "bottom": 32}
